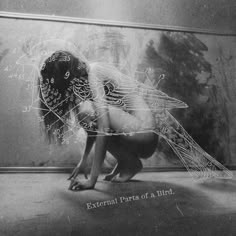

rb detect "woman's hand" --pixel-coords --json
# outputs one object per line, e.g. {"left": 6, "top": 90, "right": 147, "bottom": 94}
{"left": 68, "top": 178, "right": 95, "bottom": 190}
{"left": 68, "top": 135, "right": 96, "bottom": 190}
{"left": 68, "top": 163, "right": 89, "bottom": 181}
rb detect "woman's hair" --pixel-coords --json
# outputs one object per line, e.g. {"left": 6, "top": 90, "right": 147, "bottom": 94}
{"left": 38, "top": 50, "right": 88, "bottom": 143}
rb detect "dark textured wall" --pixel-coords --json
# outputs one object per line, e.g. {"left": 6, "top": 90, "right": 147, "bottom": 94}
{"left": 1, "top": 0, "right": 236, "bottom": 33}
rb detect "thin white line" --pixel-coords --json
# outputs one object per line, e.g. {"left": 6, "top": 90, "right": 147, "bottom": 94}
{"left": 176, "top": 203, "right": 184, "bottom": 216}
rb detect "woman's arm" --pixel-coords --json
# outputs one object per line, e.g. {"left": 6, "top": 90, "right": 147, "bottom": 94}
{"left": 70, "top": 64, "right": 110, "bottom": 190}
{"left": 68, "top": 134, "right": 96, "bottom": 185}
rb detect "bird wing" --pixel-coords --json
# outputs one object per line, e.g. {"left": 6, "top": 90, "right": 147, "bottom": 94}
{"left": 154, "top": 110, "right": 233, "bottom": 179}
{"left": 89, "top": 62, "right": 188, "bottom": 111}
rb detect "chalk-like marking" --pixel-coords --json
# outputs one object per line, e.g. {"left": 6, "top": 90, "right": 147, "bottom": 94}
{"left": 176, "top": 203, "right": 184, "bottom": 216}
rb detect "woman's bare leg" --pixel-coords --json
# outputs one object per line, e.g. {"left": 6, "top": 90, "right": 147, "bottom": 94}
{"left": 107, "top": 104, "right": 158, "bottom": 158}
{"left": 105, "top": 136, "right": 143, "bottom": 182}
{"left": 78, "top": 94, "right": 158, "bottom": 182}
{"left": 102, "top": 94, "right": 158, "bottom": 182}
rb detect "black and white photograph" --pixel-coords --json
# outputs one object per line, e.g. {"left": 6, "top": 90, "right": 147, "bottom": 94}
{"left": 0, "top": 1, "right": 236, "bottom": 235}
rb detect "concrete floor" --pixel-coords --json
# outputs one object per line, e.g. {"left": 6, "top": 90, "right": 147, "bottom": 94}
{"left": 0, "top": 171, "right": 235, "bottom": 236}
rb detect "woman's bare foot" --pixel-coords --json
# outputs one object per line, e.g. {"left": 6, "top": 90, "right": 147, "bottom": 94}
{"left": 104, "top": 162, "right": 122, "bottom": 181}
{"left": 111, "top": 158, "right": 142, "bottom": 182}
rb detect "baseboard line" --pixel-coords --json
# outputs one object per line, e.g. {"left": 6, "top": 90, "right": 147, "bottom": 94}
{"left": 0, "top": 166, "right": 235, "bottom": 173}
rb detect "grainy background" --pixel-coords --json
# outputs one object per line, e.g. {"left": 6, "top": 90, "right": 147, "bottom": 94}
{"left": 0, "top": 0, "right": 235, "bottom": 167}
{"left": 1, "top": 0, "right": 236, "bottom": 33}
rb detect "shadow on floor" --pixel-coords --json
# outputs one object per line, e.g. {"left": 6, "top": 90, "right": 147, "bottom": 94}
{"left": 58, "top": 180, "right": 236, "bottom": 236}
{"left": 1, "top": 174, "right": 235, "bottom": 236}
{"left": 198, "top": 178, "right": 236, "bottom": 193}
